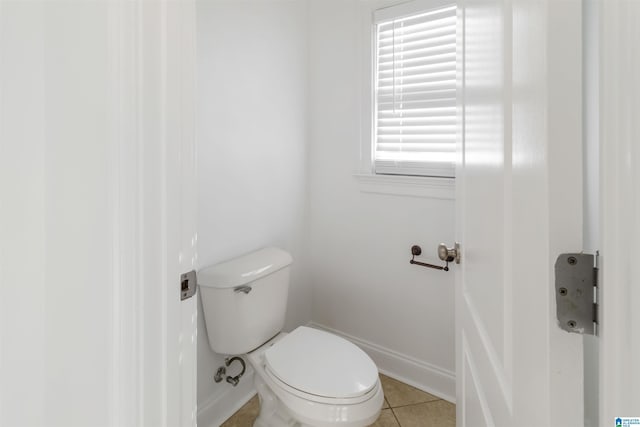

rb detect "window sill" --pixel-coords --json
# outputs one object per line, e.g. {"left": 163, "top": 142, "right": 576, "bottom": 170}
{"left": 354, "top": 174, "right": 455, "bottom": 200}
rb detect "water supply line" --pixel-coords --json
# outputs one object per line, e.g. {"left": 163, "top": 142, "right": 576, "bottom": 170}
{"left": 214, "top": 356, "right": 246, "bottom": 387}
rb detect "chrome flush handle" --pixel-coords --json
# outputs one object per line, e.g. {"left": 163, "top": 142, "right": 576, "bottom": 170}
{"left": 234, "top": 285, "right": 252, "bottom": 294}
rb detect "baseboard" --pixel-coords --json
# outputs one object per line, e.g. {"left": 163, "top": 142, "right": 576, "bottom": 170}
{"left": 197, "top": 365, "right": 257, "bottom": 427}
{"left": 308, "top": 322, "right": 456, "bottom": 403}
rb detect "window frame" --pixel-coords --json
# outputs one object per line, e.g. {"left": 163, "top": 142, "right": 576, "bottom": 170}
{"left": 356, "top": 0, "right": 456, "bottom": 198}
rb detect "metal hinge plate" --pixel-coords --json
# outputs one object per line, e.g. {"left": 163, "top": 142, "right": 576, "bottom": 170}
{"left": 555, "top": 253, "right": 599, "bottom": 335}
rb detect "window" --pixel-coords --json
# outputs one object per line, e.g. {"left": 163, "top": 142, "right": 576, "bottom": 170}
{"left": 373, "top": 0, "right": 456, "bottom": 178}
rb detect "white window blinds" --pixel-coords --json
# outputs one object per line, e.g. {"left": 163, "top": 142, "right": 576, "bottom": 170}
{"left": 374, "top": 2, "right": 456, "bottom": 177}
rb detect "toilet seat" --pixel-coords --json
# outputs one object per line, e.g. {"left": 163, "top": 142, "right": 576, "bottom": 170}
{"left": 264, "top": 367, "right": 380, "bottom": 405}
{"left": 264, "top": 327, "right": 379, "bottom": 403}
{"left": 248, "top": 329, "right": 384, "bottom": 427}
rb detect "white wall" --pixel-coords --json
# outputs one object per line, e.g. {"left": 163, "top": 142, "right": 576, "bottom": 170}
{"left": 306, "top": 0, "right": 456, "bottom": 401}
{"left": 196, "top": 1, "right": 310, "bottom": 425}
{"left": 0, "top": 4, "right": 47, "bottom": 425}
{"left": 0, "top": 2, "right": 198, "bottom": 426}
{"left": 0, "top": 4, "right": 112, "bottom": 425}
{"left": 598, "top": 0, "right": 640, "bottom": 422}
{"left": 195, "top": 1, "right": 456, "bottom": 420}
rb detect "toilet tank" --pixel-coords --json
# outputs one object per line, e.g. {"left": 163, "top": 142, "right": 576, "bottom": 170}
{"left": 198, "top": 247, "right": 292, "bottom": 355}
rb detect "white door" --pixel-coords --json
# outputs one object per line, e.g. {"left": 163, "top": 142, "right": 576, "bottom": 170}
{"left": 456, "top": 1, "right": 584, "bottom": 426}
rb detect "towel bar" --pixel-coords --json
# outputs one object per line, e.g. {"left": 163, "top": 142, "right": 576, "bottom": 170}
{"left": 409, "top": 245, "right": 449, "bottom": 272}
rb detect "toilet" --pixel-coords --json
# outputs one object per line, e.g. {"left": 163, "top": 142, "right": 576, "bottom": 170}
{"left": 198, "top": 247, "right": 384, "bottom": 427}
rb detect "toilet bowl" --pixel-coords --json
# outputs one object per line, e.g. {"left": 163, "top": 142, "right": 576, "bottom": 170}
{"left": 198, "top": 247, "right": 384, "bottom": 426}
{"left": 247, "top": 327, "right": 384, "bottom": 427}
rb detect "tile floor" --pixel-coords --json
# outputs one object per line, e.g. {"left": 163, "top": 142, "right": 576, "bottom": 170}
{"left": 221, "top": 374, "right": 455, "bottom": 427}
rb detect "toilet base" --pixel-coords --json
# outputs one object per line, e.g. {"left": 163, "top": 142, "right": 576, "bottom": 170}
{"left": 253, "top": 372, "right": 303, "bottom": 427}
{"left": 251, "top": 368, "right": 382, "bottom": 427}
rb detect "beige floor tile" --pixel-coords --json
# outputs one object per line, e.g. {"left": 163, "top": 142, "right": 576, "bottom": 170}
{"left": 221, "top": 377, "right": 446, "bottom": 426}
{"left": 392, "top": 400, "right": 455, "bottom": 427}
{"left": 221, "top": 395, "right": 259, "bottom": 427}
{"left": 370, "top": 409, "right": 400, "bottom": 427}
{"left": 380, "top": 375, "right": 439, "bottom": 408}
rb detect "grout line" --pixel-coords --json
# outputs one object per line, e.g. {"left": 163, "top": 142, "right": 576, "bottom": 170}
{"left": 389, "top": 406, "right": 402, "bottom": 426}
{"left": 389, "top": 398, "right": 443, "bottom": 409}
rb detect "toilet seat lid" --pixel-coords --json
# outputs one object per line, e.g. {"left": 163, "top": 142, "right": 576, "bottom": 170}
{"left": 264, "top": 326, "right": 378, "bottom": 399}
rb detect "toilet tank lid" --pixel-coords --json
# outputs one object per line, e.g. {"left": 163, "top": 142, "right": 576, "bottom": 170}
{"left": 198, "top": 247, "right": 293, "bottom": 289}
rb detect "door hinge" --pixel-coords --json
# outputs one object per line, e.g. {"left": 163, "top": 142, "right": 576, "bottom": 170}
{"left": 554, "top": 251, "right": 599, "bottom": 336}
